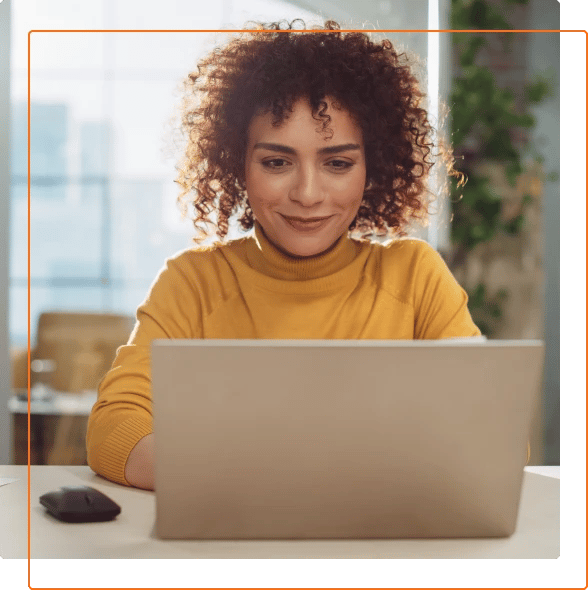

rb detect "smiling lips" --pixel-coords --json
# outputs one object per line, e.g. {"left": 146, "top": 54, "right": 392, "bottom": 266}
{"left": 280, "top": 214, "right": 334, "bottom": 232}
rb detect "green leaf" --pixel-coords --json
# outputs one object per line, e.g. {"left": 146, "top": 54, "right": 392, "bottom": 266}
{"left": 489, "top": 304, "right": 502, "bottom": 319}
{"left": 473, "top": 198, "right": 501, "bottom": 220}
{"left": 525, "top": 75, "right": 554, "bottom": 104}
{"left": 503, "top": 214, "right": 525, "bottom": 234}
{"left": 518, "top": 114, "right": 536, "bottom": 128}
{"left": 467, "top": 0, "right": 512, "bottom": 29}
{"left": 484, "top": 129, "right": 518, "bottom": 161}
{"left": 505, "top": 161, "right": 523, "bottom": 186}
{"left": 476, "top": 320, "right": 492, "bottom": 337}
{"left": 469, "top": 283, "right": 487, "bottom": 308}
{"left": 460, "top": 36, "right": 487, "bottom": 67}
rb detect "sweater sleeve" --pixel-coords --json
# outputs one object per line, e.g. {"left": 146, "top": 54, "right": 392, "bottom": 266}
{"left": 86, "top": 253, "right": 203, "bottom": 485}
{"left": 410, "top": 241, "right": 482, "bottom": 340}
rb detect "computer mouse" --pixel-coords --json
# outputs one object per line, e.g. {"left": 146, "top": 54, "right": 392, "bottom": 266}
{"left": 39, "top": 485, "right": 121, "bottom": 523}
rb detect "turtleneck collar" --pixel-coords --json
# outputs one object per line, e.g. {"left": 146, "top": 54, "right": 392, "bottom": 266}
{"left": 244, "top": 221, "right": 359, "bottom": 281}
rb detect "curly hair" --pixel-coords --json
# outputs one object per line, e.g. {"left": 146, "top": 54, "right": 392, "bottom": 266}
{"left": 175, "top": 19, "right": 461, "bottom": 242}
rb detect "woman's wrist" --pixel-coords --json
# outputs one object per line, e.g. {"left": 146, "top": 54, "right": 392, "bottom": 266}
{"left": 124, "top": 433, "right": 155, "bottom": 490}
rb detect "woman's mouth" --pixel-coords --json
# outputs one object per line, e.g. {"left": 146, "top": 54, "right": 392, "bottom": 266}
{"left": 280, "top": 215, "right": 334, "bottom": 233}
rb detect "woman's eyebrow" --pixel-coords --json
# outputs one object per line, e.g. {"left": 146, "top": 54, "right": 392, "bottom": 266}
{"left": 253, "top": 142, "right": 362, "bottom": 155}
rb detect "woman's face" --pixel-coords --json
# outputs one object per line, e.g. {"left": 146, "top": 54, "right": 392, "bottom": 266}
{"left": 244, "top": 97, "right": 367, "bottom": 258}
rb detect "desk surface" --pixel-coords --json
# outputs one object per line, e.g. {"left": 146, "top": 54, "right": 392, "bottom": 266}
{"left": 0, "top": 466, "right": 559, "bottom": 559}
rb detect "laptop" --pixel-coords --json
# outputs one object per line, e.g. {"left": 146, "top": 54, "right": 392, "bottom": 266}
{"left": 151, "top": 339, "right": 544, "bottom": 540}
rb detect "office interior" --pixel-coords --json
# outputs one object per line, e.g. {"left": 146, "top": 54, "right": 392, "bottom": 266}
{"left": 0, "top": 0, "right": 559, "bottom": 468}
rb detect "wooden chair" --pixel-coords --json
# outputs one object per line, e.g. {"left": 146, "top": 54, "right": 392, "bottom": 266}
{"left": 12, "top": 311, "right": 134, "bottom": 392}
{"left": 10, "top": 311, "right": 134, "bottom": 465}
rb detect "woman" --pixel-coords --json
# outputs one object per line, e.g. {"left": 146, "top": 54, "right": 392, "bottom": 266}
{"left": 86, "top": 20, "right": 481, "bottom": 490}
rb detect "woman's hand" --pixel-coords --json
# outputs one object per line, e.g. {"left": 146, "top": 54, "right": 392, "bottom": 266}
{"left": 124, "top": 433, "right": 155, "bottom": 490}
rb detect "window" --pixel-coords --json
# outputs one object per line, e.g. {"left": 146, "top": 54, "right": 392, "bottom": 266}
{"left": 9, "top": 0, "right": 436, "bottom": 347}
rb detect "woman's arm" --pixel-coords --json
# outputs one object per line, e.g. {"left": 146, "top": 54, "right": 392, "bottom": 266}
{"left": 410, "top": 242, "right": 482, "bottom": 339}
{"left": 87, "top": 252, "right": 203, "bottom": 487}
{"left": 124, "top": 433, "right": 155, "bottom": 490}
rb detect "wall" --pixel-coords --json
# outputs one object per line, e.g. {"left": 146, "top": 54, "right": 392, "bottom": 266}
{"left": 526, "top": 0, "right": 559, "bottom": 465}
{"left": 0, "top": 0, "right": 12, "bottom": 465}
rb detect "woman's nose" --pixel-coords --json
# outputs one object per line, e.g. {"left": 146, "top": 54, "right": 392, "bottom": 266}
{"left": 289, "top": 167, "right": 326, "bottom": 207}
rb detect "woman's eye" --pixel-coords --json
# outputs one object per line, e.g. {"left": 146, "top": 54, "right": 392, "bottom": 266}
{"left": 262, "top": 158, "right": 289, "bottom": 169}
{"left": 260, "top": 158, "right": 353, "bottom": 171}
{"left": 328, "top": 160, "right": 354, "bottom": 171}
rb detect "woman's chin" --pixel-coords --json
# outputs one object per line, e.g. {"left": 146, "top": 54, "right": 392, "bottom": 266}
{"left": 275, "top": 237, "right": 338, "bottom": 259}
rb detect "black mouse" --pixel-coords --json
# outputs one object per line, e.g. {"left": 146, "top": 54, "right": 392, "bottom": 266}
{"left": 39, "top": 485, "right": 121, "bottom": 523}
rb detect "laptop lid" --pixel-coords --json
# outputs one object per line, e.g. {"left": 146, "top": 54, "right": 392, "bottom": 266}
{"left": 152, "top": 339, "right": 544, "bottom": 539}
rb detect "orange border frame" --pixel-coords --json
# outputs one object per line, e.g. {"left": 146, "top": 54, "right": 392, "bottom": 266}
{"left": 25, "top": 27, "right": 584, "bottom": 590}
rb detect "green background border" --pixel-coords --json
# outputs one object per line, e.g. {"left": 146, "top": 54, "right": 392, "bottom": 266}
{"left": 0, "top": 0, "right": 588, "bottom": 590}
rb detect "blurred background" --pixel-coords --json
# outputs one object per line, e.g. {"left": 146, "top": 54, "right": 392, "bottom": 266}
{"left": 0, "top": 0, "right": 559, "bottom": 467}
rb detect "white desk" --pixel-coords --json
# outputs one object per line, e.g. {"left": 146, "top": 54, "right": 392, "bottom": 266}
{"left": 0, "top": 466, "right": 559, "bottom": 559}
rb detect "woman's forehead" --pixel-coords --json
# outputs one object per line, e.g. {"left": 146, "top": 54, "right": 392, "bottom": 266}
{"left": 247, "top": 97, "right": 363, "bottom": 146}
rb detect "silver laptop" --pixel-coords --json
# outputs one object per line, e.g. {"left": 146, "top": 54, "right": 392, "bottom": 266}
{"left": 151, "top": 339, "right": 544, "bottom": 540}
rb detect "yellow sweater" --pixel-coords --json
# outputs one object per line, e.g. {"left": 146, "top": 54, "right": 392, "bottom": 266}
{"left": 87, "top": 224, "right": 481, "bottom": 485}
